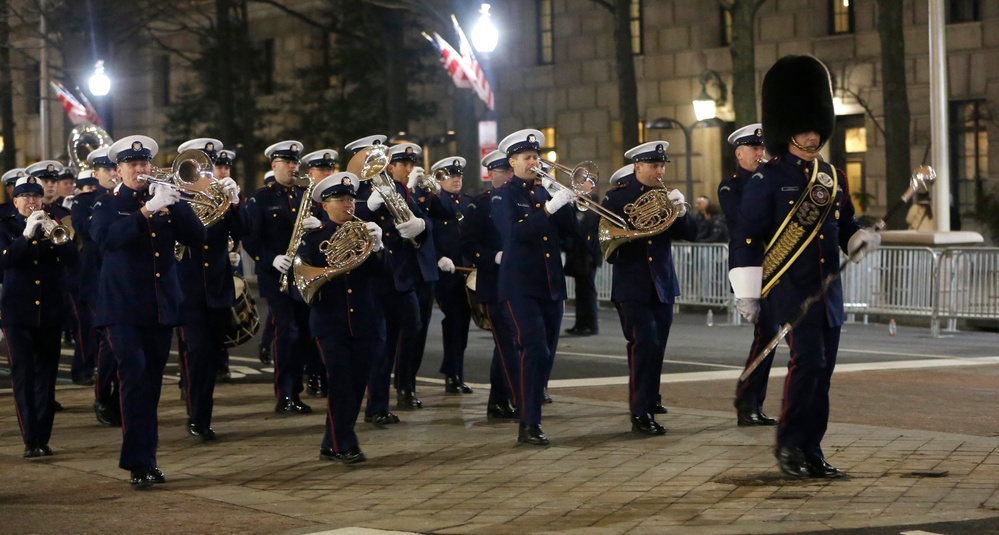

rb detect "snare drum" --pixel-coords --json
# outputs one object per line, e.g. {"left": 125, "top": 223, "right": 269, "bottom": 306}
{"left": 225, "top": 275, "right": 261, "bottom": 348}
{"left": 465, "top": 270, "right": 492, "bottom": 331}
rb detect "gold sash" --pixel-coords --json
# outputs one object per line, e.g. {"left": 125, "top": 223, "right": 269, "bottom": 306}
{"left": 761, "top": 160, "right": 837, "bottom": 297}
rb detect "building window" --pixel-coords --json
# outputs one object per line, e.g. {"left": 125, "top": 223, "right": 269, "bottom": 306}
{"left": 537, "top": 126, "right": 556, "bottom": 174}
{"left": 948, "top": 0, "right": 980, "bottom": 23}
{"left": 256, "top": 38, "right": 275, "bottom": 95}
{"left": 630, "top": 0, "right": 643, "bottom": 55}
{"left": 720, "top": 8, "right": 732, "bottom": 47}
{"left": 950, "top": 100, "right": 989, "bottom": 215}
{"left": 831, "top": 115, "right": 869, "bottom": 212}
{"left": 25, "top": 61, "right": 40, "bottom": 115}
{"left": 638, "top": 120, "right": 645, "bottom": 144}
{"left": 152, "top": 56, "right": 170, "bottom": 108}
{"left": 829, "top": 0, "right": 854, "bottom": 35}
{"left": 537, "top": 0, "right": 553, "bottom": 65}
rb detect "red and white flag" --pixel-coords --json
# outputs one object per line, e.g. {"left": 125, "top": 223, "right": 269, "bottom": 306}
{"left": 50, "top": 81, "right": 102, "bottom": 126}
{"left": 423, "top": 21, "right": 494, "bottom": 111}
{"left": 451, "top": 15, "right": 494, "bottom": 110}
{"left": 425, "top": 32, "right": 473, "bottom": 89}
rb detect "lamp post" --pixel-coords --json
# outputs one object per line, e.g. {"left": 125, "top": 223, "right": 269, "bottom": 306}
{"left": 470, "top": 3, "right": 499, "bottom": 187}
{"left": 88, "top": 60, "right": 113, "bottom": 135}
{"left": 471, "top": 4, "right": 498, "bottom": 53}
{"left": 647, "top": 70, "right": 728, "bottom": 201}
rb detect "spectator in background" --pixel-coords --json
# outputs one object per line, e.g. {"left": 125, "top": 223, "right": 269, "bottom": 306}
{"left": 702, "top": 204, "right": 729, "bottom": 243}
{"left": 693, "top": 195, "right": 713, "bottom": 241}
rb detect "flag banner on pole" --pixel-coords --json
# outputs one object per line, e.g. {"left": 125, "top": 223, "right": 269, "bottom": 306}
{"left": 423, "top": 32, "right": 473, "bottom": 89}
{"left": 50, "top": 81, "right": 102, "bottom": 126}
{"left": 451, "top": 15, "right": 494, "bottom": 110}
{"left": 73, "top": 86, "right": 104, "bottom": 126}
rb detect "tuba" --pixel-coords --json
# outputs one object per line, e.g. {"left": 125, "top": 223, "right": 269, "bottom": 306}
{"left": 67, "top": 123, "right": 113, "bottom": 175}
{"left": 346, "top": 143, "right": 420, "bottom": 247}
{"left": 598, "top": 175, "right": 688, "bottom": 260}
{"left": 138, "top": 149, "right": 232, "bottom": 227}
{"left": 293, "top": 219, "right": 378, "bottom": 304}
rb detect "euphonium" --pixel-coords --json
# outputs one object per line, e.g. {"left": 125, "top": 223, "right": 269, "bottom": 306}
{"left": 597, "top": 174, "right": 688, "bottom": 260}
{"left": 346, "top": 142, "right": 419, "bottom": 247}
{"left": 293, "top": 219, "right": 378, "bottom": 304}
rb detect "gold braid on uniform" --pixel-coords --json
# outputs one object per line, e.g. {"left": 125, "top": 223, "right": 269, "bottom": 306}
{"left": 763, "top": 222, "right": 805, "bottom": 280}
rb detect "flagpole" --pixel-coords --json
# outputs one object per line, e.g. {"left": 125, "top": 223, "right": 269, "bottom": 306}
{"left": 39, "top": 0, "right": 50, "bottom": 157}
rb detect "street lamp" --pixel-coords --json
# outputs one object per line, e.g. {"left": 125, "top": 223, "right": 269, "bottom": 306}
{"left": 471, "top": 3, "right": 498, "bottom": 53}
{"left": 692, "top": 70, "right": 727, "bottom": 122}
{"left": 88, "top": 60, "right": 110, "bottom": 97}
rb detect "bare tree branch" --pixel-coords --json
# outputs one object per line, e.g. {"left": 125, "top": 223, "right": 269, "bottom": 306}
{"left": 249, "top": 0, "right": 330, "bottom": 31}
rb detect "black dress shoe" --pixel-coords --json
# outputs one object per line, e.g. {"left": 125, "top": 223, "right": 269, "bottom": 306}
{"left": 188, "top": 422, "right": 217, "bottom": 441}
{"left": 736, "top": 400, "right": 776, "bottom": 427}
{"left": 756, "top": 410, "right": 777, "bottom": 426}
{"left": 775, "top": 446, "right": 810, "bottom": 479}
{"left": 320, "top": 446, "right": 367, "bottom": 464}
{"left": 364, "top": 411, "right": 400, "bottom": 425}
{"left": 805, "top": 457, "right": 846, "bottom": 479}
{"left": 631, "top": 413, "right": 667, "bottom": 435}
{"left": 52, "top": 400, "right": 63, "bottom": 412}
{"left": 292, "top": 397, "right": 313, "bottom": 414}
{"left": 23, "top": 444, "right": 42, "bottom": 458}
{"left": 486, "top": 401, "right": 517, "bottom": 419}
{"left": 652, "top": 402, "right": 668, "bottom": 415}
{"left": 542, "top": 388, "right": 553, "bottom": 404}
{"left": 94, "top": 401, "right": 119, "bottom": 427}
{"left": 258, "top": 344, "right": 272, "bottom": 366}
{"left": 129, "top": 469, "right": 155, "bottom": 489}
{"left": 148, "top": 467, "right": 166, "bottom": 484}
{"left": 396, "top": 390, "right": 423, "bottom": 410}
{"left": 306, "top": 374, "right": 327, "bottom": 397}
{"left": 444, "top": 375, "right": 473, "bottom": 394}
{"left": 37, "top": 444, "right": 53, "bottom": 456}
{"left": 275, "top": 397, "right": 299, "bottom": 415}
{"left": 518, "top": 424, "right": 550, "bottom": 446}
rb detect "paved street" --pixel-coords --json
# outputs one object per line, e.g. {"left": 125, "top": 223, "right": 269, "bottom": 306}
{"left": 3, "top": 303, "right": 999, "bottom": 534}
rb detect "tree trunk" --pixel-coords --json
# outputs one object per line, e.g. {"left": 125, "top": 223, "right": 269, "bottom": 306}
{"left": 728, "top": 0, "right": 763, "bottom": 126}
{"left": 877, "top": 0, "right": 911, "bottom": 229}
{"left": 613, "top": 0, "right": 638, "bottom": 165}
{"left": 233, "top": 0, "right": 260, "bottom": 189}
{"left": 216, "top": 0, "right": 237, "bottom": 153}
{"left": 0, "top": 0, "right": 16, "bottom": 176}
{"left": 376, "top": 7, "right": 407, "bottom": 135}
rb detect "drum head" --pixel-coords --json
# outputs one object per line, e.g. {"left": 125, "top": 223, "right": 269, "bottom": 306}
{"left": 233, "top": 275, "right": 245, "bottom": 296}
{"left": 465, "top": 269, "right": 477, "bottom": 291}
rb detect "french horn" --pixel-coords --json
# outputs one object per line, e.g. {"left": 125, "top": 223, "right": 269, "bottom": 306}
{"left": 293, "top": 219, "right": 378, "bottom": 304}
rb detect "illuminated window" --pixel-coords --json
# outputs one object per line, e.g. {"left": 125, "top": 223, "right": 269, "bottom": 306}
{"left": 538, "top": 0, "right": 553, "bottom": 65}
{"left": 829, "top": 0, "right": 854, "bottom": 35}
{"left": 720, "top": 8, "right": 732, "bottom": 46}
{"left": 950, "top": 100, "right": 989, "bottom": 214}
{"left": 630, "top": 0, "right": 643, "bottom": 55}
{"left": 638, "top": 120, "right": 645, "bottom": 144}
{"left": 844, "top": 126, "right": 867, "bottom": 153}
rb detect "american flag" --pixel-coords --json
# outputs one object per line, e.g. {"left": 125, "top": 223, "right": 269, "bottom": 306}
{"left": 451, "top": 15, "right": 494, "bottom": 111}
{"left": 424, "top": 32, "right": 473, "bottom": 89}
{"left": 50, "top": 81, "right": 103, "bottom": 126}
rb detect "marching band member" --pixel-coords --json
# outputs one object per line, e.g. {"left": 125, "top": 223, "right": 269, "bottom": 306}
{"left": 175, "top": 138, "right": 244, "bottom": 441}
{"left": 0, "top": 175, "right": 79, "bottom": 457}
{"left": 78, "top": 147, "right": 122, "bottom": 426}
{"left": 29, "top": 161, "right": 62, "bottom": 208}
{"left": 299, "top": 148, "right": 340, "bottom": 398}
{"left": 461, "top": 150, "right": 517, "bottom": 419}
{"left": 718, "top": 124, "right": 779, "bottom": 428}
{"left": 1, "top": 168, "right": 27, "bottom": 218}
{"left": 361, "top": 142, "right": 437, "bottom": 413}
{"left": 90, "top": 135, "right": 206, "bottom": 488}
{"left": 65, "top": 171, "right": 105, "bottom": 388}
{"left": 299, "top": 172, "right": 385, "bottom": 464}
{"left": 491, "top": 129, "right": 577, "bottom": 445}
{"left": 212, "top": 148, "right": 238, "bottom": 380}
{"left": 424, "top": 157, "right": 474, "bottom": 394}
{"left": 55, "top": 167, "right": 76, "bottom": 208}
{"left": 257, "top": 168, "right": 275, "bottom": 366}
{"left": 734, "top": 55, "right": 877, "bottom": 479}
{"left": 602, "top": 143, "right": 696, "bottom": 436}
{"left": 243, "top": 140, "right": 321, "bottom": 415}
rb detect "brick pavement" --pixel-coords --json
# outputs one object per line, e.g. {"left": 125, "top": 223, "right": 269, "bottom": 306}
{"left": 3, "top": 377, "right": 999, "bottom": 535}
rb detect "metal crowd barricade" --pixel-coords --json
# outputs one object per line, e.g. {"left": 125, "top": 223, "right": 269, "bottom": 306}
{"left": 841, "top": 246, "right": 938, "bottom": 321}
{"left": 936, "top": 247, "right": 999, "bottom": 334}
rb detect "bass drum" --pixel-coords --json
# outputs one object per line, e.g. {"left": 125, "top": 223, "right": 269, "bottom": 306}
{"left": 225, "top": 275, "right": 261, "bottom": 348}
{"left": 465, "top": 269, "right": 492, "bottom": 331}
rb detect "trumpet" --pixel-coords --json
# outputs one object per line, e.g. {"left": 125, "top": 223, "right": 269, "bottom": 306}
{"left": 531, "top": 160, "right": 628, "bottom": 231}
{"left": 31, "top": 208, "right": 71, "bottom": 245}
{"left": 412, "top": 167, "right": 448, "bottom": 195}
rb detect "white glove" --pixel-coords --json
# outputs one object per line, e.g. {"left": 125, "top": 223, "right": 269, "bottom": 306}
{"left": 366, "top": 187, "right": 387, "bottom": 212}
{"left": 396, "top": 217, "right": 426, "bottom": 240}
{"left": 848, "top": 228, "right": 881, "bottom": 264}
{"left": 544, "top": 188, "right": 575, "bottom": 214}
{"left": 494, "top": 251, "right": 502, "bottom": 265}
{"left": 540, "top": 175, "right": 556, "bottom": 192}
{"left": 219, "top": 178, "right": 240, "bottom": 205}
{"left": 364, "top": 221, "right": 383, "bottom": 252}
{"left": 736, "top": 298, "right": 760, "bottom": 323}
{"left": 668, "top": 189, "right": 687, "bottom": 217}
{"left": 62, "top": 196, "right": 75, "bottom": 210}
{"left": 229, "top": 251, "right": 241, "bottom": 267}
{"left": 146, "top": 183, "right": 181, "bottom": 213}
{"left": 302, "top": 215, "right": 321, "bottom": 230}
{"left": 23, "top": 210, "right": 46, "bottom": 238}
{"left": 437, "top": 256, "right": 455, "bottom": 273}
{"left": 407, "top": 167, "right": 425, "bottom": 190}
{"left": 272, "top": 254, "right": 293, "bottom": 274}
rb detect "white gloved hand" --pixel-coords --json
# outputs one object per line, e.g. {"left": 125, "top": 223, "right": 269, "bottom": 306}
{"left": 396, "top": 217, "right": 426, "bottom": 240}
{"left": 146, "top": 183, "right": 181, "bottom": 213}
{"left": 540, "top": 175, "right": 556, "bottom": 191}
{"left": 437, "top": 256, "right": 455, "bottom": 273}
{"left": 407, "top": 167, "right": 425, "bottom": 190}
{"left": 302, "top": 215, "right": 321, "bottom": 230}
{"left": 366, "top": 187, "right": 386, "bottom": 212}
{"left": 668, "top": 189, "right": 687, "bottom": 217}
{"left": 364, "top": 221, "right": 383, "bottom": 252}
{"left": 494, "top": 251, "right": 503, "bottom": 265}
{"left": 544, "top": 188, "right": 575, "bottom": 214}
{"left": 272, "top": 254, "right": 293, "bottom": 274}
{"left": 736, "top": 298, "right": 761, "bottom": 323}
{"left": 219, "top": 178, "right": 240, "bottom": 205}
{"left": 23, "top": 210, "right": 46, "bottom": 238}
{"left": 848, "top": 228, "right": 881, "bottom": 264}
{"left": 62, "top": 195, "right": 75, "bottom": 210}
{"left": 229, "top": 251, "right": 241, "bottom": 267}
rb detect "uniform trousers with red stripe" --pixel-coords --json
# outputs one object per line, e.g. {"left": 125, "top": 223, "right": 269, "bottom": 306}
{"left": 106, "top": 324, "right": 172, "bottom": 471}
{"left": 735, "top": 299, "right": 779, "bottom": 412}
{"left": 3, "top": 324, "right": 61, "bottom": 447}
{"left": 89, "top": 303, "right": 119, "bottom": 412}
{"left": 506, "top": 296, "right": 562, "bottom": 426}
{"left": 777, "top": 321, "right": 840, "bottom": 461}
{"left": 266, "top": 292, "right": 314, "bottom": 400}
{"left": 614, "top": 301, "right": 673, "bottom": 417}
{"left": 317, "top": 332, "right": 383, "bottom": 453}
{"left": 485, "top": 302, "right": 518, "bottom": 407}
{"left": 366, "top": 288, "right": 419, "bottom": 416}
{"left": 178, "top": 307, "right": 230, "bottom": 429}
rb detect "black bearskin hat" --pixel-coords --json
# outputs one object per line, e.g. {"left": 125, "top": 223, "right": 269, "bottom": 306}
{"left": 761, "top": 55, "right": 835, "bottom": 156}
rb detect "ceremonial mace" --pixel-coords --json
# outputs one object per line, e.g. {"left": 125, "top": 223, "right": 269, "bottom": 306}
{"left": 738, "top": 165, "right": 937, "bottom": 382}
